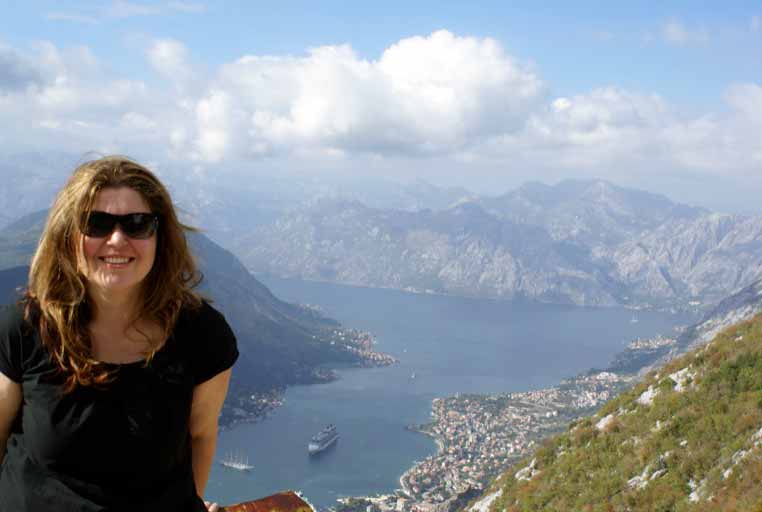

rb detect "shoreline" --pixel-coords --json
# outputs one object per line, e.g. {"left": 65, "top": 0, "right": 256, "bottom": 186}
{"left": 255, "top": 273, "right": 703, "bottom": 315}
{"left": 332, "top": 372, "right": 629, "bottom": 512}
{"left": 398, "top": 426, "right": 445, "bottom": 499}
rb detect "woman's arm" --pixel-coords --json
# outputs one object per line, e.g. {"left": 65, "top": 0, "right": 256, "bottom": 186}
{"left": 0, "top": 372, "right": 22, "bottom": 464}
{"left": 189, "top": 368, "right": 232, "bottom": 499}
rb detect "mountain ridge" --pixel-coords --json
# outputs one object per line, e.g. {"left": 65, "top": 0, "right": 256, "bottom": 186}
{"left": 235, "top": 180, "right": 762, "bottom": 309}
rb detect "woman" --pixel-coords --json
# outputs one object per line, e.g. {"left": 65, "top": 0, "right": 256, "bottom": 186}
{"left": 0, "top": 157, "right": 237, "bottom": 511}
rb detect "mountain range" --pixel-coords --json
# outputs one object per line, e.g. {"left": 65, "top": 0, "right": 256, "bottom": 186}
{"left": 235, "top": 180, "right": 762, "bottom": 310}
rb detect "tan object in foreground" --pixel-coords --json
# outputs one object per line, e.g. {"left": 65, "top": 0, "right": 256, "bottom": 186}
{"left": 220, "top": 491, "right": 316, "bottom": 512}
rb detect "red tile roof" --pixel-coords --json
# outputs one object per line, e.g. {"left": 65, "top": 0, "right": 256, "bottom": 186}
{"left": 220, "top": 491, "right": 316, "bottom": 512}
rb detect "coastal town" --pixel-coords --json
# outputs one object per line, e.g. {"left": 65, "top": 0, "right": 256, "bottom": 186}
{"left": 332, "top": 370, "right": 630, "bottom": 512}
{"left": 220, "top": 326, "right": 396, "bottom": 429}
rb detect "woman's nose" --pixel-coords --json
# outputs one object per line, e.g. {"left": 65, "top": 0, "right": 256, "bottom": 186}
{"left": 105, "top": 225, "right": 128, "bottom": 244}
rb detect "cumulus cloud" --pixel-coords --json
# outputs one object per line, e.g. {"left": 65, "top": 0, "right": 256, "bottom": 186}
{"left": 1, "top": 31, "right": 761, "bottom": 185}
{"left": 0, "top": 41, "right": 164, "bottom": 156}
{"left": 0, "top": 46, "right": 44, "bottom": 92}
{"left": 661, "top": 20, "right": 709, "bottom": 46}
{"left": 190, "top": 30, "right": 545, "bottom": 161}
{"left": 471, "top": 83, "right": 762, "bottom": 178}
{"left": 147, "top": 38, "right": 196, "bottom": 91}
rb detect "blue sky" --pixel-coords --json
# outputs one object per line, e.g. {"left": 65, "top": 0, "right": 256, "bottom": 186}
{"left": 1, "top": 1, "right": 762, "bottom": 210}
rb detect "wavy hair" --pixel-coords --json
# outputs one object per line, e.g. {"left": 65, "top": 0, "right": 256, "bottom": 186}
{"left": 25, "top": 156, "right": 202, "bottom": 392}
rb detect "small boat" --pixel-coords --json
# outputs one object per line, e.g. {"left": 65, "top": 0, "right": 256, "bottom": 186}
{"left": 219, "top": 451, "right": 254, "bottom": 471}
{"left": 630, "top": 314, "right": 639, "bottom": 324}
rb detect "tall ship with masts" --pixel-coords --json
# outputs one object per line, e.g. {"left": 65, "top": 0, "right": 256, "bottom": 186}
{"left": 219, "top": 451, "right": 254, "bottom": 471}
{"left": 308, "top": 424, "right": 339, "bottom": 455}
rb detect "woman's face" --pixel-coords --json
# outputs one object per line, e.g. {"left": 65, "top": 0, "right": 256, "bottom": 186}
{"left": 80, "top": 187, "right": 157, "bottom": 301}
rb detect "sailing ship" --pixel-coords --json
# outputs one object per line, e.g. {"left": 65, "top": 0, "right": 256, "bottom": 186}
{"left": 219, "top": 451, "right": 254, "bottom": 471}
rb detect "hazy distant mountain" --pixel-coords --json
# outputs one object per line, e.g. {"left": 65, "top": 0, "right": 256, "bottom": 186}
{"left": 235, "top": 180, "right": 762, "bottom": 309}
{"left": 477, "top": 180, "right": 705, "bottom": 246}
{"left": 0, "top": 151, "right": 472, "bottom": 252}
{"left": 0, "top": 211, "right": 369, "bottom": 394}
{"left": 0, "top": 152, "right": 72, "bottom": 228}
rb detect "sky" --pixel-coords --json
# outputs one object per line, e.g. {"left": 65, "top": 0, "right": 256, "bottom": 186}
{"left": 1, "top": 1, "right": 761, "bottom": 212}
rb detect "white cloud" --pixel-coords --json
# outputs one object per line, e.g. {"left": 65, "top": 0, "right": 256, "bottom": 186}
{"left": 1, "top": 32, "right": 761, "bottom": 186}
{"left": 195, "top": 30, "right": 545, "bottom": 160}
{"left": 661, "top": 21, "right": 709, "bottom": 46}
{"left": 147, "top": 39, "right": 195, "bottom": 89}
{"left": 0, "top": 45, "right": 44, "bottom": 91}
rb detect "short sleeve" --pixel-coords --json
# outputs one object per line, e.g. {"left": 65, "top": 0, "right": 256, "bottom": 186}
{"left": 0, "top": 305, "right": 26, "bottom": 383}
{"left": 190, "top": 301, "right": 239, "bottom": 385}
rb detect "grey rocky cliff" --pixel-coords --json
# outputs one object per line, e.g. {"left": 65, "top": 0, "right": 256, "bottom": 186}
{"left": 235, "top": 180, "right": 762, "bottom": 309}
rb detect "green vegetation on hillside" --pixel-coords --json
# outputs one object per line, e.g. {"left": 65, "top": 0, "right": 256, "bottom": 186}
{"left": 485, "top": 314, "right": 762, "bottom": 512}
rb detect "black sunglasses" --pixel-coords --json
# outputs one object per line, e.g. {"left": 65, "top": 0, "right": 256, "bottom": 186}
{"left": 82, "top": 211, "right": 159, "bottom": 239}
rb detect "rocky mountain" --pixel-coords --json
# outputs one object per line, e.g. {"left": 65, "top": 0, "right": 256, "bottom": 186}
{"left": 470, "top": 311, "right": 762, "bottom": 511}
{"left": 0, "top": 211, "right": 381, "bottom": 397}
{"left": 478, "top": 180, "right": 704, "bottom": 247}
{"left": 237, "top": 198, "right": 626, "bottom": 306}
{"left": 236, "top": 180, "right": 762, "bottom": 309}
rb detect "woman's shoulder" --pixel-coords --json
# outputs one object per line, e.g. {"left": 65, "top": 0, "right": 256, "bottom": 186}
{"left": 0, "top": 302, "right": 39, "bottom": 382}
{"left": 176, "top": 299, "right": 236, "bottom": 341}
{"left": 0, "top": 302, "right": 32, "bottom": 338}
{"left": 180, "top": 298, "right": 227, "bottom": 325}
{"left": 176, "top": 299, "right": 238, "bottom": 384}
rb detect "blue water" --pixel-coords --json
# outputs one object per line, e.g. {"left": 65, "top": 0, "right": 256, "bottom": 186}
{"left": 205, "top": 277, "right": 696, "bottom": 510}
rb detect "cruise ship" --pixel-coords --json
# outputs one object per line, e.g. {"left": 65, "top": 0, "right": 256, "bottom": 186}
{"left": 308, "top": 424, "right": 339, "bottom": 455}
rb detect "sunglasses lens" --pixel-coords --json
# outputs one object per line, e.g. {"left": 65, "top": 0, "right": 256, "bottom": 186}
{"left": 121, "top": 213, "right": 158, "bottom": 239}
{"left": 84, "top": 212, "right": 117, "bottom": 238}
{"left": 83, "top": 212, "right": 158, "bottom": 239}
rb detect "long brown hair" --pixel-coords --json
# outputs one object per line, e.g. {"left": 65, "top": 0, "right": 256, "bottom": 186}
{"left": 25, "top": 156, "right": 202, "bottom": 392}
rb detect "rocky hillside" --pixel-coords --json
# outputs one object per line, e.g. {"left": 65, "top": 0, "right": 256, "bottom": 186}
{"left": 236, "top": 180, "right": 762, "bottom": 309}
{"left": 469, "top": 313, "right": 762, "bottom": 511}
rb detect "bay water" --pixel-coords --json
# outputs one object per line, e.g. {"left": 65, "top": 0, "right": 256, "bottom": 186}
{"left": 205, "top": 277, "right": 696, "bottom": 510}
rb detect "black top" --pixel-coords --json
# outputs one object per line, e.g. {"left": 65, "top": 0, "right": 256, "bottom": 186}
{"left": 0, "top": 301, "right": 239, "bottom": 512}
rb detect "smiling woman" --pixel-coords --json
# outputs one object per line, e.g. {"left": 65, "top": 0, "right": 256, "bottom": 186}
{"left": 0, "top": 156, "right": 238, "bottom": 512}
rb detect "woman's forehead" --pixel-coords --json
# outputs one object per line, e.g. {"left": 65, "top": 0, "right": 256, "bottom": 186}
{"left": 92, "top": 187, "right": 151, "bottom": 213}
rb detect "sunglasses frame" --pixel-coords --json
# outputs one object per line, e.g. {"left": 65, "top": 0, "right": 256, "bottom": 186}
{"left": 81, "top": 211, "right": 160, "bottom": 240}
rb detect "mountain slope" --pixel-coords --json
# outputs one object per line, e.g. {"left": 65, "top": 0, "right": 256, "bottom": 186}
{"left": 478, "top": 179, "right": 704, "bottom": 246}
{"left": 236, "top": 181, "right": 762, "bottom": 309}
{"left": 475, "top": 313, "right": 762, "bottom": 511}
{"left": 237, "top": 198, "right": 624, "bottom": 306}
